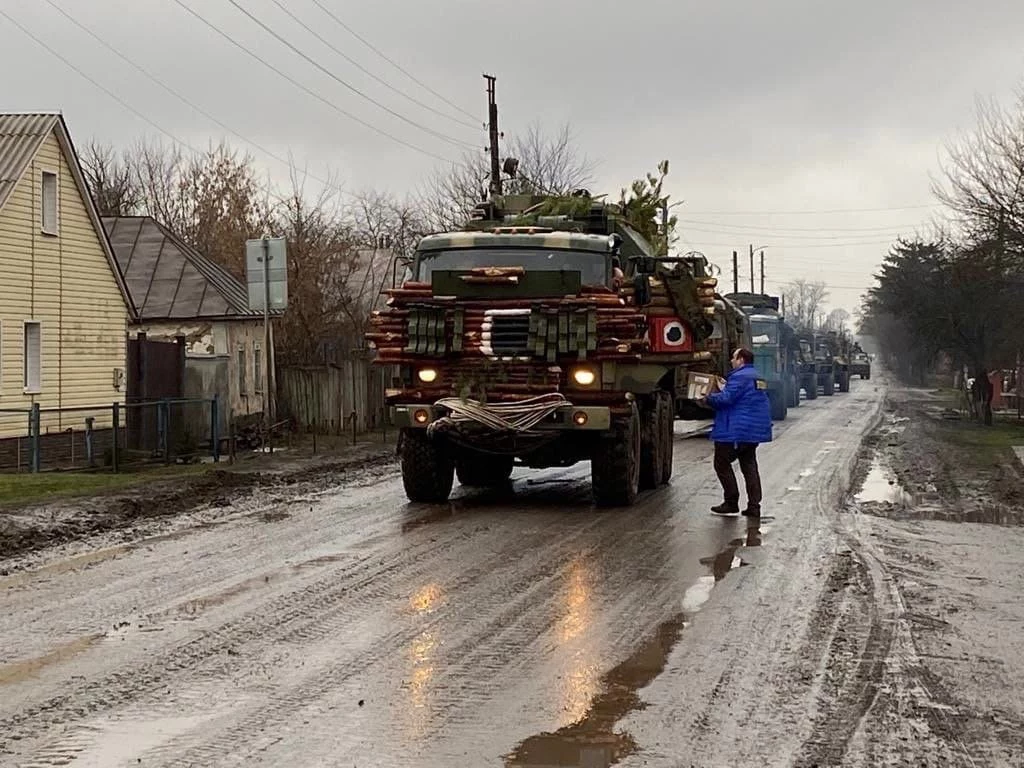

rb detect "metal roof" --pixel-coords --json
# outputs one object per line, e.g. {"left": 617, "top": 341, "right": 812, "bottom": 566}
{"left": 0, "top": 113, "right": 60, "bottom": 213}
{"left": 0, "top": 112, "right": 137, "bottom": 319}
{"left": 103, "top": 216, "right": 270, "bottom": 321}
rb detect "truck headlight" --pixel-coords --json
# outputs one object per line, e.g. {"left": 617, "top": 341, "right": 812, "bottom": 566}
{"left": 572, "top": 367, "right": 597, "bottom": 386}
{"left": 417, "top": 368, "right": 438, "bottom": 383}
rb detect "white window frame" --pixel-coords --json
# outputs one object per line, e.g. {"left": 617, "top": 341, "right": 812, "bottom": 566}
{"left": 40, "top": 170, "right": 58, "bottom": 236}
{"left": 23, "top": 320, "right": 41, "bottom": 394}
{"left": 253, "top": 342, "right": 263, "bottom": 393}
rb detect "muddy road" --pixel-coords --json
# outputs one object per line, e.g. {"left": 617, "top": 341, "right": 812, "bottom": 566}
{"left": 0, "top": 379, "right": 884, "bottom": 768}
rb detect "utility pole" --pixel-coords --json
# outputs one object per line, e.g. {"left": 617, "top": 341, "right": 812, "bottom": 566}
{"left": 732, "top": 251, "right": 738, "bottom": 293}
{"left": 661, "top": 201, "right": 669, "bottom": 257}
{"left": 749, "top": 243, "right": 755, "bottom": 292}
{"left": 760, "top": 250, "right": 765, "bottom": 294}
{"left": 261, "top": 236, "right": 272, "bottom": 427}
{"left": 484, "top": 74, "right": 501, "bottom": 199}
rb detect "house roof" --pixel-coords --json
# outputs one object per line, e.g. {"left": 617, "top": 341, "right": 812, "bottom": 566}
{"left": 103, "top": 216, "right": 275, "bottom": 321}
{"left": 0, "top": 113, "right": 58, "bottom": 212}
{"left": 0, "top": 113, "right": 137, "bottom": 318}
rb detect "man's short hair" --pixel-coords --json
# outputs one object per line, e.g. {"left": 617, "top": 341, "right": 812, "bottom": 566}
{"left": 734, "top": 347, "right": 754, "bottom": 365}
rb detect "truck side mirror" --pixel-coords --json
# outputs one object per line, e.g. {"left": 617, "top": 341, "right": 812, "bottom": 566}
{"left": 633, "top": 274, "right": 652, "bottom": 306}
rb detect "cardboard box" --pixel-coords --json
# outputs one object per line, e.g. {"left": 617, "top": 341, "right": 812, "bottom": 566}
{"left": 688, "top": 373, "right": 715, "bottom": 399}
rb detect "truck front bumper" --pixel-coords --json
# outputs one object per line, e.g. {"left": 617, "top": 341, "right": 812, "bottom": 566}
{"left": 391, "top": 403, "right": 612, "bottom": 431}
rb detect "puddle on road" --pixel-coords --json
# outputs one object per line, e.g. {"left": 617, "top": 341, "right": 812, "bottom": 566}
{"left": 855, "top": 455, "right": 915, "bottom": 506}
{"left": 504, "top": 614, "right": 685, "bottom": 768}
{"left": 0, "top": 633, "right": 104, "bottom": 686}
{"left": 504, "top": 523, "right": 766, "bottom": 768}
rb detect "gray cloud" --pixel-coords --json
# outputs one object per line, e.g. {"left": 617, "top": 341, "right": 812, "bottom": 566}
{"left": 4, "top": 0, "right": 1024, "bottom": 312}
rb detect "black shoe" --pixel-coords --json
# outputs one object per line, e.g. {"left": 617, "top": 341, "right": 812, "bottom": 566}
{"left": 742, "top": 507, "right": 761, "bottom": 518}
{"left": 711, "top": 503, "right": 740, "bottom": 516}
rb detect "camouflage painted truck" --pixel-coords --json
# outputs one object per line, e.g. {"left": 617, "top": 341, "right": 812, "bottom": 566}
{"left": 823, "top": 329, "right": 852, "bottom": 392}
{"left": 724, "top": 292, "right": 800, "bottom": 420}
{"left": 797, "top": 329, "right": 839, "bottom": 397}
{"left": 367, "top": 194, "right": 729, "bottom": 507}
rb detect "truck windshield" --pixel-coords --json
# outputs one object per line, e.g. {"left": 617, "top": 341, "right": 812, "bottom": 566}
{"left": 417, "top": 248, "right": 608, "bottom": 285}
{"left": 750, "top": 320, "right": 779, "bottom": 345}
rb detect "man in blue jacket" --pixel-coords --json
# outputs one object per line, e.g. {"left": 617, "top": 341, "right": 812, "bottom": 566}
{"left": 702, "top": 347, "right": 773, "bottom": 518}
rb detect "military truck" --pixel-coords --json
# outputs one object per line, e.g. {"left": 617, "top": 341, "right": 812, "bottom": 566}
{"left": 367, "top": 192, "right": 732, "bottom": 507}
{"left": 724, "top": 292, "right": 800, "bottom": 420}
{"left": 822, "top": 329, "right": 852, "bottom": 393}
{"left": 795, "top": 329, "right": 838, "bottom": 397}
{"left": 848, "top": 342, "right": 871, "bottom": 379}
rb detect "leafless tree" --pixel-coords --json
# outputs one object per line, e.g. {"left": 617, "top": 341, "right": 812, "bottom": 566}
{"left": 781, "top": 279, "right": 830, "bottom": 331}
{"left": 825, "top": 308, "right": 851, "bottom": 332}
{"left": 80, "top": 140, "right": 142, "bottom": 217}
{"left": 417, "top": 121, "right": 596, "bottom": 231}
{"left": 932, "top": 88, "right": 1024, "bottom": 251}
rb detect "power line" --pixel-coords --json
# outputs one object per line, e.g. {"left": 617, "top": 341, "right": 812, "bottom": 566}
{"left": 684, "top": 238, "right": 897, "bottom": 250}
{"left": 266, "top": 0, "right": 479, "bottom": 132}
{"left": 41, "top": 0, "right": 348, "bottom": 198}
{"left": 1, "top": 8, "right": 212, "bottom": 159}
{"left": 222, "top": 0, "right": 474, "bottom": 150}
{"left": 678, "top": 218, "right": 938, "bottom": 234}
{"left": 309, "top": 0, "right": 479, "bottom": 124}
{"left": 168, "top": 0, "right": 455, "bottom": 163}
{"left": 682, "top": 203, "right": 940, "bottom": 216}
{"left": 682, "top": 226, "right": 910, "bottom": 243}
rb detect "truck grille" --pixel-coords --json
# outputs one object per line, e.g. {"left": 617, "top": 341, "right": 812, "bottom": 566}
{"left": 484, "top": 310, "right": 531, "bottom": 357}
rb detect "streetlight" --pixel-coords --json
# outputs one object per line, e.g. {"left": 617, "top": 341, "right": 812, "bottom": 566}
{"left": 749, "top": 244, "right": 768, "bottom": 293}
{"left": 661, "top": 199, "right": 686, "bottom": 256}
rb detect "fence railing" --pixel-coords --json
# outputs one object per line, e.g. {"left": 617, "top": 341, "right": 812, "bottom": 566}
{"left": 0, "top": 397, "right": 221, "bottom": 473}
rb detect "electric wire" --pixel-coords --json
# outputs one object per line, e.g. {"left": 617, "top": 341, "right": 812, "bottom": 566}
{"left": 169, "top": 0, "right": 457, "bottom": 162}
{"left": 223, "top": 0, "right": 474, "bottom": 150}
{"left": 309, "top": 0, "right": 479, "bottom": 123}
{"left": 267, "top": 0, "right": 479, "bottom": 132}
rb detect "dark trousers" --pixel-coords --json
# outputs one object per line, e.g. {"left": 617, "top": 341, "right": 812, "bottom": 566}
{"left": 714, "top": 441, "right": 762, "bottom": 512}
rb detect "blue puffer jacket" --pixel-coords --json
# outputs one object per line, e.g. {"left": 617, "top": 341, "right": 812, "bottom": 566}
{"left": 706, "top": 363, "right": 773, "bottom": 444}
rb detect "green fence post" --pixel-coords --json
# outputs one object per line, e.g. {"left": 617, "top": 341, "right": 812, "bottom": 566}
{"left": 30, "top": 403, "right": 41, "bottom": 473}
{"left": 112, "top": 402, "right": 121, "bottom": 473}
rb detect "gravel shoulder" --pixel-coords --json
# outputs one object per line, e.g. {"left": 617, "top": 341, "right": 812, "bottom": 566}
{"left": 0, "top": 439, "right": 398, "bottom": 572}
{"left": 839, "top": 381, "right": 1024, "bottom": 767}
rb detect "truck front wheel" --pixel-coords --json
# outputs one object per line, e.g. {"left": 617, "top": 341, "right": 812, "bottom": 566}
{"left": 399, "top": 428, "right": 454, "bottom": 503}
{"left": 456, "top": 453, "right": 514, "bottom": 487}
{"left": 788, "top": 374, "right": 800, "bottom": 408}
{"left": 823, "top": 372, "right": 835, "bottom": 396}
{"left": 769, "top": 389, "right": 787, "bottom": 421}
{"left": 838, "top": 370, "right": 850, "bottom": 393}
{"left": 805, "top": 376, "right": 818, "bottom": 400}
{"left": 592, "top": 402, "right": 641, "bottom": 507}
{"left": 639, "top": 397, "right": 663, "bottom": 490}
{"left": 658, "top": 391, "right": 674, "bottom": 484}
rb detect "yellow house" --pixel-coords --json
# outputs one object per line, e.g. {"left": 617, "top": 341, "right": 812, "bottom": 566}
{"left": 0, "top": 113, "right": 135, "bottom": 451}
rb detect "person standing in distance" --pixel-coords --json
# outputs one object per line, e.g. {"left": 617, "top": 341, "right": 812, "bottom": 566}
{"left": 702, "top": 347, "right": 773, "bottom": 518}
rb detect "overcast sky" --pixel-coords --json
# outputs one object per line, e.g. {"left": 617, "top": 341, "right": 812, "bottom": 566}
{"left": 4, "top": 0, "right": 1024, "bottom": 314}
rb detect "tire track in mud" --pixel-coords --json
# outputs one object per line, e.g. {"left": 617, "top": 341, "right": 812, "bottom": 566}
{"left": 4, "top": 470, "right": 697, "bottom": 766}
{"left": 136, "top": 478, "right": 705, "bottom": 766}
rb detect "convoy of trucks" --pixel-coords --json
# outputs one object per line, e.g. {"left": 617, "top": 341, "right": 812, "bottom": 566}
{"left": 366, "top": 189, "right": 862, "bottom": 506}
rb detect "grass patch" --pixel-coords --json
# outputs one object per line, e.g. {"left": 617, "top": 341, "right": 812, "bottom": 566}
{"left": 937, "top": 421, "right": 1024, "bottom": 456}
{"left": 0, "top": 465, "right": 207, "bottom": 507}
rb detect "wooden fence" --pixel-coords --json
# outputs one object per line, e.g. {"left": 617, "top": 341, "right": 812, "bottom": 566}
{"left": 276, "top": 359, "right": 392, "bottom": 434}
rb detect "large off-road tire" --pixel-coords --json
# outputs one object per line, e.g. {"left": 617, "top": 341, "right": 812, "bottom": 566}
{"left": 769, "top": 389, "right": 787, "bottom": 421}
{"left": 456, "top": 453, "right": 514, "bottom": 487}
{"left": 863, "top": 370, "right": 871, "bottom": 380}
{"left": 399, "top": 428, "right": 454, "bottom": 503}
{"left": 805, "top": 376, "right": 818, "bottom": 400}
{"left": 838, "top": 370, "right": 850, "bottom": 393}
{"left": 789, "top": 374, "right": 800, "bottom": 407}
{"left": 658, "top": 392, "right": 674, "bottom": 484}
{"left": 592, "top": 402, "right": 641, "bottom": 507}
{"left": 823, "top": 372, "right": 836, "bottom": 396}
{"left": 639, "top": 397, "right": 663, "bottom": 491}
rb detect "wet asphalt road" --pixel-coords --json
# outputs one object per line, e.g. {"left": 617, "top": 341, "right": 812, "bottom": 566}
{"left": 0, "top": 378, "right": 884, "bottom": 768}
